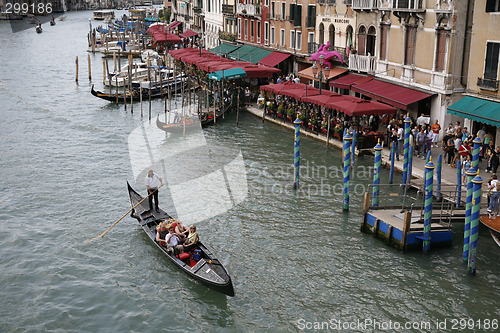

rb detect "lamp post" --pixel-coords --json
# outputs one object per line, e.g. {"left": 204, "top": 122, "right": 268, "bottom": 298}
{"left": 311, "top": 54, "right": 330, "bottom": 95}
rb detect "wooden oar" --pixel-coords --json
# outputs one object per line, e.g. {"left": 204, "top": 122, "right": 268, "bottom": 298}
{"left": 88, "top": 184, "right": 163, "bottom": 242}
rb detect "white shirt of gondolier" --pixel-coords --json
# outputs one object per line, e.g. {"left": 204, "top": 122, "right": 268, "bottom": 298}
{"left": 145, "top": 170, "right": 162, "bottom": 189}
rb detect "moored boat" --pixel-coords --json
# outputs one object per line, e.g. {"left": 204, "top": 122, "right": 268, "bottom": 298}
{"left": 480, "top": 214, "right": 500, "bottom": 247}
{"left": 127, "top": 182, "right": 235, "bottom": 296}
{"left": 93, "top": 9, "right": 115, "bottom": 21}
{"left": 35, "top": 24, "right": 42, "bottom": 34}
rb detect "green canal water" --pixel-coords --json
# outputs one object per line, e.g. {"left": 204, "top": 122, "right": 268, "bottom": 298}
{"left": 0, "top": 11, "right": 499, "bottom": 332}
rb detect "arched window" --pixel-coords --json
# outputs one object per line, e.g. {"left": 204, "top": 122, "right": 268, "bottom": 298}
{"left": 379, "top": 16, "right": 390, "bottom": 60}
{"left": 404, "top": 17, "right": 418, "bottom": 65}
{"left": 435, "top": 17, "right": 449, "bottom": 72}
{"left": 358, "top": 25, "right": 366, "bottom": 55}
{"left": 328, "top": 24, "right": 335, "bottom": 50}
{"left": 346, "top": 25, "right": 353, "bottom": 53}
{"left": 319, "top": 23, "right": 324, "bottom": 46}
{"left": 366, "top": 26, "right": 376, "bottom": 56}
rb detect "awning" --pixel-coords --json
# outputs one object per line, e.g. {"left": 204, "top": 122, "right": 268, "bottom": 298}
{"left": 329, "top": 73, "right": 373, "bottom": 89}
{"left": 447, "top": 96, "right": 500, "bottom": 127}
{"left": 168, "top": 21, "right": 181, "bottom": 30}
{"left": 328, "top": 98, "right": 396, "bottom": 116}
{"left": 351, "top": 79, "right": 434, "bottom": 110}
{"left": 298, "top": 66, "right": 348, "bottom": 83}
{"left": 209, "top": 67, "right": 247, "bottom": 81}
{"left": 258, "top": 51, "right": 291, "bottom": 67}
{"left": 147, "top": 25, "right": 182, "bottom": 44}
{"left": 209, "top": 43, "right": 241, "bottom": 56}
{"left": 180, "top": 29, "right": 198, "bottom": 38}
{"left": 301, "top": 92, "right": 343, "bottom": 106}
{"left": 228, "top": 45, "right": 272, "bottom": 64}
{"left": 260, "top": 81, "right": 300, "bottom": 93}
{"left": 239, "top": 64, "right": 280, "bottom": 78}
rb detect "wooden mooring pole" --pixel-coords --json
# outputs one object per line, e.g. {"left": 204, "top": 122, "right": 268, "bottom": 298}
{"left": 88, "top": 54, "right": 91, "bottom": 81}
{"left": 75, "top": 56, "right": 78, "bottom": 82}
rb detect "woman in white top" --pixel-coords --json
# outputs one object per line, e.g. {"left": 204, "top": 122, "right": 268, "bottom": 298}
{"left": 488, "top": 174, "right": 499, "bottom": 215}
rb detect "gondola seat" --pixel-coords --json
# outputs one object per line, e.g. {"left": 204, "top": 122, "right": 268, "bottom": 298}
{"left": 178, "top": 252, "right": 191, "bottom": 261}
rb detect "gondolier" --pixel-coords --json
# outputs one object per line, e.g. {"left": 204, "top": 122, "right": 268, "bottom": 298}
{"left": 145, "top": 169, "right": 163, "bottom": 212}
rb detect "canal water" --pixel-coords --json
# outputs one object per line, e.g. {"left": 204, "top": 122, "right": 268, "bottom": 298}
{"left": 0, "top": 11, "right": 499, "bottom": 332}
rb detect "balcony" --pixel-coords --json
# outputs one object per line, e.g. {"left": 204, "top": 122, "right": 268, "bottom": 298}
{"left": 477, "top": 77, "right": 499, "bottom": 92}
{"left": 219, "top": 31, "right": 238, "bottom": 43}
{"left": 392, "top": 0, "right": 425, "bottom": 11}
{"left": 352, "top": 0, "right": 378, "bottom": 11}
{"left": 349, "top": 53, "right": 376, "bottom": 74}
{"left": 193, "top": 7, "right": 202, "bottom": 14}
{"left": 236, "top": 3, "right": 261, "bottom": 17}
{"left": 318, "top": 0, "right": 326, "bottom": 4}
{"left": 222, "top": 4, "right": 234, "bottom": 15}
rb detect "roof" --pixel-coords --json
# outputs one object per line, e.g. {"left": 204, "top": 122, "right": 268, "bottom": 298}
{"left": 209, "top": 43, "right": 241, "bottom": 56}
{"left": 258, "top": 51, "right": 291, "bottom": 67}
{"left": 209, "top": 67, "right": 247, "bottom": 81}
{"left": 298, "top": 66, "right": 348, "bottom": 83}
{"left": 351, "top": 78, "right": 434, "bottom": 110}
{"left": 328, "top": 98, "right": 396, "bottom": 116}
{"left": 147, "top": 25, "right": 182, "bottom": 44}
{"left": 447, "top": 96, "right": 500, "bottom": 127}
{"left": 329, "top": 73, "right": 373, "bottom": 89}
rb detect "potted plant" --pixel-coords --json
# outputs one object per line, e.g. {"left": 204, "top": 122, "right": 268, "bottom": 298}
{"left": 334, "top": 124, "right": 342, "bottom": 140}
{"left": 287, "top": 107, "right": 294, "bottom": 122}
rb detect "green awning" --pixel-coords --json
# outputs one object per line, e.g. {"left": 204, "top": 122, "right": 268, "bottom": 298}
{"left": 209, "top": 67, "right": 247, "bottom": 81}
{"left": 447, "top": 96, "right": 500, "bottom": 127}
{"left": 209, "top": 43, "right": 241, "bottom": 56}
{"left": 228, "top": 45, "right": 272, "bottom": 64}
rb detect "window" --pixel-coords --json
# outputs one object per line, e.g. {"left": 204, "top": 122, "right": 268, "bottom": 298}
{"left": 380, "top": 24, "right": 388, "bottom": 60}
{"left": 308, "top": 32, "right": 315, "bottom": 53}
{"left": 271, "top": 27, "right": 275, "bottom": 44}
{"left": 257, "top": 21, "right": 261, "bottom": 42}
{"left": 265, "top": 22, "right": 269, "bottom": 44}
{"left": 271, "top": 2, "right": 275, "bottom": 18}
{"left": 280, "top": 29, "right": 285, "bottom": 47}
{"left": 290, "top": 30, "right": 296, "bottom": 49}
{"left": 296, "top": 31, "right": 302, "bottom": 50}
{"left": 282, "top": 2, "right": 286, "bottom": 20}
{"left": 357, "top": 25, "right": 366, "bottom": 56}
{"left": 307, "top": 5, "right": 316, "bottom": 28}
{"left": 238, "top": 18, "right": 241, "bottom": 38}
{"left": 486, "top": 0, "right": 500, "bottom": 12}
{"left": 484, "top": 42, "right": 500, "bottom": 79}
{"left": 404, "top": 25, "right": 417, "bottom": 65}
{"left": 366, "top": 26, "right": 376, "bottom": 56}
{"left": 290, "top": 3, "right": 296, "bottom": 21}
{"left": 294, "top": 5, "right": 302, "bottom": 27}
{"left": 435, "top": 28, "right": 448, "bottom": 72}
{"left": 265, "top": 0, "right": 269, "bottom": 6}
{"left": 245, "top": 19, "right": 248, "bottom": 40}
{"left": 251, "top": 20, "right": 254, "bottom": 40}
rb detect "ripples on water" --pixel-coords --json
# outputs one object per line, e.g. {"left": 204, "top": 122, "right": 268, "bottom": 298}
{"left": 0, "top": 12, "right": 499, "bottom": 333}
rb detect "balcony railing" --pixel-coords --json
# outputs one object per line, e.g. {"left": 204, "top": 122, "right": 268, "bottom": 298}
{"left": 222, "top": 4, "right": 234, "bottom": 15}
{"left": 477, "top": 77, "right": 499, "bottom": 92}
{"left": 392, "top": 0, "right": 425, "bottom": 11}
{"left": 352, "top": 0, "right": 378, "bottom": 10}
{"left": 349, "top": 53, "right": 376, "bottom": 74}
{"left": 236, "top": 3, "right": 261, "bottom": 16}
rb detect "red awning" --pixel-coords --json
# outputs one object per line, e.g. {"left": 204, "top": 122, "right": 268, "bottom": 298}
{"left": 240, "top": 64, "right": 280, "bottom": 78}
{"left": 324, "top": 95, "right": 359, "bottom": 110}
{"left": 328, "top": 98, "right": 396, "bottom": 116}
{"left": 260, "top": 81, "right": 299, "bottom": 93}
{"left": 180, "top": 29, "right": 199, "bottom": 39}
{"left": 148, "top": 25, "right": 182, "bottom": 44}
{"left": 258, "top": 51, "right": 291, "bottom": 67}
{"left": 208, "top": 61, "right": 252, "bottom": 72}
{"left": 301, "top": 92, "right": 343, "bottom": 106}
{"left": 198, "top": 60, "right": 236, "bottom": 72}
{"left": 329, "top": 74, "right": 373, "bottom": 89}
{"left": 168, "top": 21, "right": 181, "bottom": 29}
{"left": 351, "top": 79, "right": 434, "bottom": 110}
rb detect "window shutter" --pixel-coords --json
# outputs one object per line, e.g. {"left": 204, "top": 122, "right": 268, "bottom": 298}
{"left": 486, "top": 0, "right": 496, "bottom": 12}
{"left": 484, "top": 42, "right": 500, "bottom": 79}
{"left": 294, "top": 5, "right": 302, "bottom": 27}
{"left": 290, "top": 4, "right": 295, "bottom": 20}
{"left": 380, "top": 25, "right": 387, "bottom": 60}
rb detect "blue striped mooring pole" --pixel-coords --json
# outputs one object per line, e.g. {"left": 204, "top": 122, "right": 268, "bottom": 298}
{"left": 468, "top": 175, "right": 483, "bottom": 274}
{"left": 408, "top": 146, "right": 413, "bottom": 185}
{"left": 426, "top": 149, "right": 432, "bottom": 163}
{"left": 423, "top": 157, "right": 435, "bottom": 253}
{"left": 472, "top": 137, "right": 482, "bottom": 172}
{"left": 456, "top": 160, "right": 462, "bottom": 208}
{"left": 373, "top": 140, "right": 383, "bottom": 207}
{"left": 351, "top": 129, "right": 356, "bottom": 167}
{"left": 463, "top": 168, "right": 477, "bottom": 262}
{"left": 389, "top": 141, "right": 395, "bottom": 184}
{"left": 436, "top": 154, "right": 442, "bottom": 201}
{"left": 343, "top": 133, "right": 352, "bottom": 211}
{"left": 293, "top": 118, "right": 301, "bottom": 189}
{"left": 403, "top": 115, "right": 411, "bottom": 186}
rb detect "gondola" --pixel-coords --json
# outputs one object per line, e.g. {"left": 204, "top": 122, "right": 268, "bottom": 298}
{"left": 480, "top": 214, "right": 500, "bottom": 247}
{"left": 155, "top": 114, "right": 201, "bottom": 134}
{"left": 127, "top": 182, "right": 235, "bottom": 296}
{"left": 156, "top": 102, "right": 232, "bottom": 133}
{"left": 91, "top": 85, "right": 150, "bottom": 102}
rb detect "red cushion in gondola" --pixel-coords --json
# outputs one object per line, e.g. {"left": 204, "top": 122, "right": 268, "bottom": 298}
{"left": 178, "top": 252, "right": 191, "bottom": 261}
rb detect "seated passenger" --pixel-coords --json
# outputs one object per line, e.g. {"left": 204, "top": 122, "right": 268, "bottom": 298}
{"left": 155, "top": 222, "right": 168, "bottom": 246}
{"left": 182, "top": 225, "right": 199, "bottom": 252}
{"left": 175, "top": 220, "right": 189, "bottom": 240}
{"left": 166, "top": 225, "right": 180, "bottom": 254}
